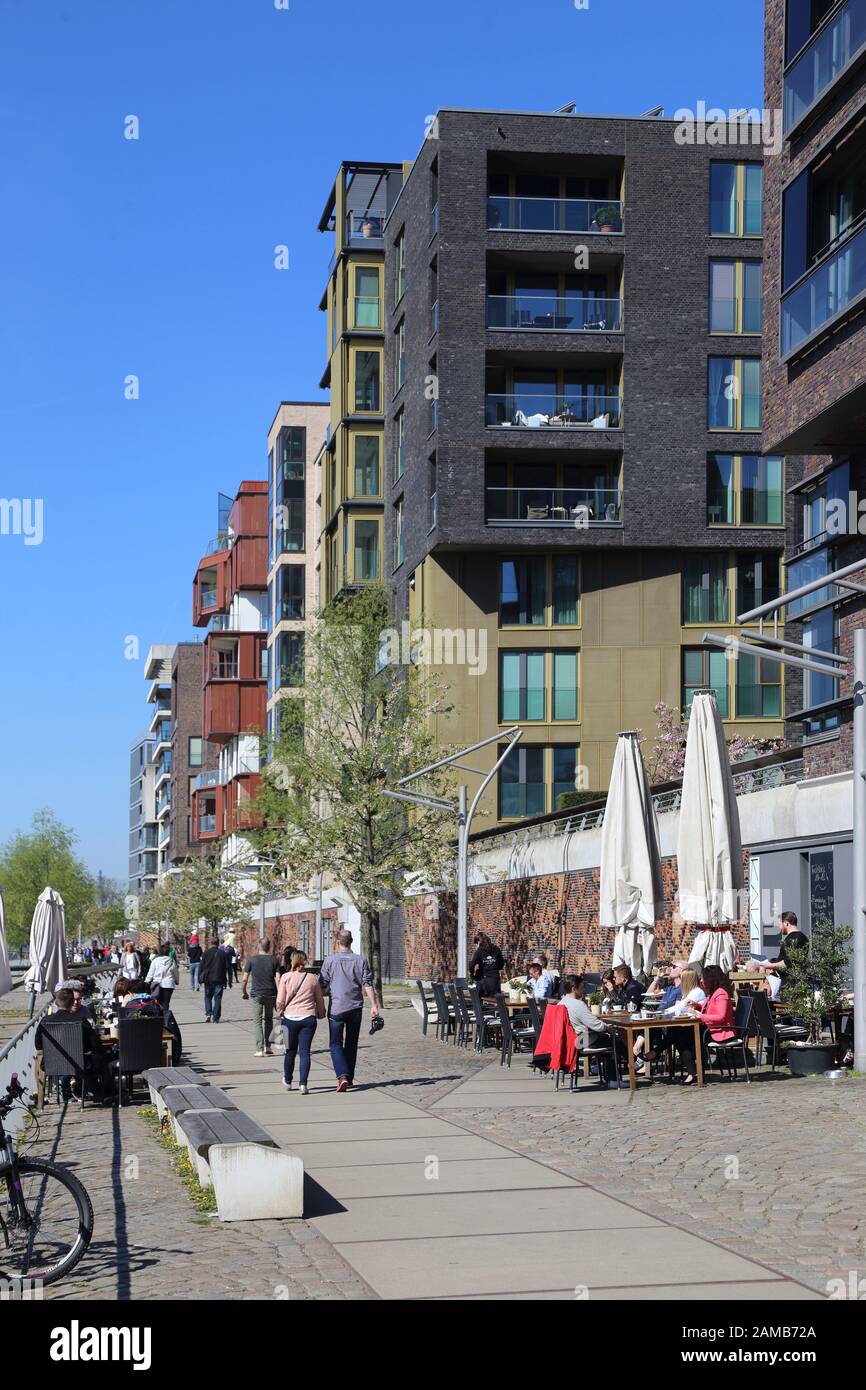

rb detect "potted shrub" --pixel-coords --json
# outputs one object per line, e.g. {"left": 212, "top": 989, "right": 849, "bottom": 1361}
{"left": 507, "top": 977, "right": 531, "bottom": 1003}
{"left": 589, "top": 989, "right": 603, "bottom": 1017}
{"left": 783, "top": 922, "right": 852, "bottom": 1076}
{"left": 593, "top": 205, "right": 621, "bottom": 233}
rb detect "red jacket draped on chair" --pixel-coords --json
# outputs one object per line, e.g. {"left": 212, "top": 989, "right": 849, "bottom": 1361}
{"left": 533, "top": 1002, "right": 578, "bottom": 1073}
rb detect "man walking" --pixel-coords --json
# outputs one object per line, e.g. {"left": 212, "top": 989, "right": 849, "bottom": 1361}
{"left": 201, "top": 934, "right": 230, "bottom": 1023}
{"left": 242, "top": 938, "right": 280, "bottom": 1057}
{"left": 318, "top": 930, "right": 379, "bottom": 1092}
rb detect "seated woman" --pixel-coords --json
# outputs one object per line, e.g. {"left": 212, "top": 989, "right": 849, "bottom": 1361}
{"left": 639, "top": 968, "right": 706, "bottom": 1075}
{"left": 673, "top": 964, "right": 734, "bottom": 1085}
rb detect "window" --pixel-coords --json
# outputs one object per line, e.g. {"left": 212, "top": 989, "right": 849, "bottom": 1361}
{"left": 394, "top": 228, "right": 406, "bottom": 304}
{"left": 736, "top": 652, "right": 782, "bottom": 718}
{"left": 353, "top": 519, "right": 379, "bottom": 581}
{"left": 353, "top": 350, "right": 381, "bottom": 413}
{"left": 395, "top": 320, "right": 406, "bottom": 393}
{"left": 353, "top": 265, "right": 380, "bottom": 328}
{"left": 188, "top": 737, "right": 203, "bottom": 768}
{"left": 707, "top": 454, "right": 784, "bottom": 526}
{"left": 683, "top": 555, "right": 730, "bottom": 623}
{"left": 683, "top": 649, "right": 729, "bottom": 717}
{"left": 429, "top": 355, "right": 438, "bottom": 433}
{"left": 394, "top": 411, "right": 405, "bottom": 481}
{"left": 275, "top": 633, "right": 304, "bottom": 690}
{"left": 498, "top": 744, "right": 580, "bottom": 817}
{"left": 353, "top": 436, "right": 380, "bottom": 496}
{"left": 429, "top": 455, "right": 437, "bottom": 530}
{"left": 737, "top": 552, "right": 781, "bottom": 616}
{"left": 552, "top": 652, "right": 579, "bottom": 721}
{"left": 710, "top": 161, "right": 762, "bottom": 236}
{"left": 552, "top": 746, "right": 580, "bottom": 808}
{"left": 499, "top": 555, "right": 579, "bottom": 626}
{"left": 799, "top": 461, "right": 850, "bottom": 550}
{"left": 709, "top": 260, "right": 762, "bottom": 333}
{"left": 784, "top": 0, "right": 866, "bottom": 130}
{"left": 498, "top": 650, "right": 578, "bottom": 723}
{"left": 393, "top": 498, "right": 404, "bottom": 569}
{"left": 803, "top": 608, "right": 842, "bottom": 711}
{"left": 708, "top": 356, "right": 761, "bottom": 430}
{"left": 787, "top": 545, "right": 835, "bottom": 617}
{"left": 280, "top": 427, "right": 305, "bottom": 466}
{"left": 277, "top": 564, "right": 304, "bottom": 621}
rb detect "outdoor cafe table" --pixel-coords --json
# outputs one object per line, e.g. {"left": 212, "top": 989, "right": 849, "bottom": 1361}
{"left": 605, "top": 1012, "right": 705, "bottom": 1091}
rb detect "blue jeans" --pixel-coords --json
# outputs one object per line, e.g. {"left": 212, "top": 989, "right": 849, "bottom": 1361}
{"left": 189, "top": 962, "right": 201, "bottom": 990}
{"left": 204, "top": 983, "right": 224, "bottom": 1022}
{"left": 328, "top": 1008, "right": 363, "bottom": 1083}
{"left": 283, "top": 1016, "right": 317, "bottom": 1085}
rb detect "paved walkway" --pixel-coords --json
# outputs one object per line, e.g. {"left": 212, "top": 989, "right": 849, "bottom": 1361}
{"left": 173, "top": 986, "right": 824, "bottom": 1301}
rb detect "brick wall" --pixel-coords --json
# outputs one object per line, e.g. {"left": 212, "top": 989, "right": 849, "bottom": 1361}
{"left": 233, "top": 907, "right": 341, "bottom": 964}
{"left": 404, "top": 850, "right": 751, "bottom": 979}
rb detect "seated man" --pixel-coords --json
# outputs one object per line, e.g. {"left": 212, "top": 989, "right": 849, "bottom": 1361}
{"left": 527, "top": 961, "right": 554, "bottom": 1000}
{"left": 36, "top": 988, "right": 110, "bottom": 1101}
{"left": 609, "top": 964, "right": 643, "bottom": 1012}
{"left": 559, "top": 974, "right": 617, "bottom": 1085}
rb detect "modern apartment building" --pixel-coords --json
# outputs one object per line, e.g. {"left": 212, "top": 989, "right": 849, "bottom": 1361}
{"left": 382, "top": 107, "right": 790, "bottom": 824}
{"left": 127, "top": 732, "right": 157, "bottom": 901}
{"left": 144, "top": 644, "right": 176, "bottom": 880}
{"left": 266, "top": 401, "right": 329, "bottom": 741}
{"left": 318, "top": 161, "right": 405, "bottom": 603}
{"left": 763, "top": 0, "right": 866, "bottom": 774}
{"left": 169, "top": 643, "right": 218, "bottom": 868}
{"left": 191, "top": 481, "right": 269, "bottom": 862}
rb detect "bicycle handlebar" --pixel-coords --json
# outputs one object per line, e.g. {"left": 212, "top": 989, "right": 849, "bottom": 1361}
{"left": 0, "top": 1074, "right": 26, "bottom": 1117}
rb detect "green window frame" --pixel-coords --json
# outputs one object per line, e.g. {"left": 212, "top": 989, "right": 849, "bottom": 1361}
{"left": 353, "top": 265, "right": 380, "bottom": 328}
{"left": 682, "top": 554, "right": 730, "bottom": 623}
{"left": 499, "top": 651, "right": 546, "bottom": 722}
{"left": 708, "top": 356, "right": 762, "bottom": 431}
{"left": 683, "top": 648, "right": 729, "bottom": 717}
{"left": 353, "top": 436, "right": 380, "bottom": 497}
{"left": 735, "top": 652, "right": 782, "bottom": 719}
{"left": 708, "top": 454, "right": 784, "bottom": 526}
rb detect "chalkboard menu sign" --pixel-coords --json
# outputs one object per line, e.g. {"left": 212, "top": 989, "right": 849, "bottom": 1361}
{"left": 809, "top": 850, "right": 835, "bottom": 932}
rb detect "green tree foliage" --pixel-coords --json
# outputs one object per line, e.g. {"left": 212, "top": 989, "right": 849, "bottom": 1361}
{"left": 0, "top": 809, "right": 96, "bottom": 948}
{"left": 136, "top": 857, "right": 261, "bottom": 941}
{"left": 783, "top": 922, "right": 853, "bottom": 1045}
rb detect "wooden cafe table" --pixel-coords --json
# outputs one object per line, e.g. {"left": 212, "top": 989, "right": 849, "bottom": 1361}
{"left": 605, "top": 1011, "right": 705, "bottom": 1091}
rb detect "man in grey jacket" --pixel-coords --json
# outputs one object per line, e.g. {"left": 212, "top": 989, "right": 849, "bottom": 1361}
{"left": 318, "top": 930, "right": 379, "bottom": 1092}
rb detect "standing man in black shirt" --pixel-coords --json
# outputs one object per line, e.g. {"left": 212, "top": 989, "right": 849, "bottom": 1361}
{"left": 201, "top": 934, "right": 230, "bottom": 1023}
{"left": 242, "top": 938, "right": 280, "bottom": 1057}
{"left": 762, "top": 911, "right": 810, "bottom": 975}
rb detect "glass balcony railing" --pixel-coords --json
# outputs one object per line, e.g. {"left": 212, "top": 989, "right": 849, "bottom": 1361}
{"left": 200, "top": 587, "right": 218, "bottom": 610}
{"left": 781, "top": 220, "right": 866, "bottom": 355}
{"left": 485, "top": 393, "right": 621, "bottom": 428}
{"left": 487, "top": 294, "right": 623, "bottom": 332}
{"left": 198, "top": 814, "right": 217, "bottom": 834}
{"left": 194, "top": 769, "right": 222, "bottom": 792}
{"left": 784, "top": 0, "right": 866, "bottom": 132}
{"left": 210, "top": 661, "right": 239, "bottom": 680}
{"left": 486, "top": 486, "right": 622, "bottom": 524}
{"left": 487, "top": 197, "right": 623, "bottom": 234}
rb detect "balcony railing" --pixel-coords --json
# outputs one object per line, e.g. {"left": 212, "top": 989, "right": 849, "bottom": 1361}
{"left": 486, "top": 486, "right": 622, "bottom": 525}
{"left": 194, "top": 769, "right": 222, "bottom": 792}
{"left": 202, "top": 533, "right": 232, "bottom": 557}
{"left": 485, "top": 393, "right": 621, "bottom": 428}
{"left": 210, "top": 660, "right": 239, "bottom": 680}
{"left": 199, "top": 587, "right": 218, "bottom": 611}
{"left": 198, "top": 814, "right": 217, "bottom": 834}
{"left": 487, "top": 196, "right": 623, "bottom": 234}
{"left": 781, "top": 219, "right": 866, "bottom": 356}
{"left": 487, "top": 294, "right": 623, "bottom": 332}
{"left": 784, "top": 0, "right": 866, "bottom": 132}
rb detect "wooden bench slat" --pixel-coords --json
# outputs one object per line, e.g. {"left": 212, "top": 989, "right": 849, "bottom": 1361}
{"left": 178, "top": 1109, "right": 278, "bottom": 1155}
{"left": 144, "top": 1067, "right": 200, "bottom": 1092}
{"left": 163, "top": 1085, "right": 236, "bottom": 1114}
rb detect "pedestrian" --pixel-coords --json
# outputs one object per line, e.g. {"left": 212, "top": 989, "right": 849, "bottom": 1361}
{"left": 469, "top": 933, "right": 505, "bottom": 998}
{"left": 278, "top": 944, "right": 298, "bottom": 977}
{"left": 120, "top": 940, "right": 141, "bottom": 981}
{"left": 318, "top": 929, "right": 379, "bottom": 1092}
{"left": 277, "top": 951, "right": 326, "bottom": 1094}
{"left": 187, "top": 934, "right": 203, "bottom": 991}
{"left": 220, "top": 938, "right": 236, "bottom": 989}
{"left": 242, "top": 939, "right": 280, "bottom": 1057}
{"left": 146, "top": 943, "right": 179, "bottom": 1017}
{"left": 201, "top": 934, "right": 230, "bottom": 1023}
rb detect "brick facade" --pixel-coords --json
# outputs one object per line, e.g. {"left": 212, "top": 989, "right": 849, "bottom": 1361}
{"left": 170, "top": 642, "right": 217, "bottom": 863}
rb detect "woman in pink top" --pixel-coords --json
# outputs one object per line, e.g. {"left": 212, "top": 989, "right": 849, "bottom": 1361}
{"left": 277, "top": 952, "right": 326, "bottom": 1094}
{"left": 675, "top": 964, "right": 735, "bottom": 1085}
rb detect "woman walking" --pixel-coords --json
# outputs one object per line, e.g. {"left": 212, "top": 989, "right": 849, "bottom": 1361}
{"left": 276, "top": 952, "right": 326, "bottom": 1094}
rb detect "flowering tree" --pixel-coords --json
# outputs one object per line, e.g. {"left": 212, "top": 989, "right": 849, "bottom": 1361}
{"left": 643, "top": 701, "right": 783, "bottom": 785}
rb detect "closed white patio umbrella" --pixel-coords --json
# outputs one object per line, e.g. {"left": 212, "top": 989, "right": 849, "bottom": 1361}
{"left": 23, "top": 887, "right": 67, "bottom": 1015}
{"left": 0, "top": 887, "right": 13, "bottom": 999}
{"left": 676, "top": 690, "right": 743, "bottom": 971}
{"left": 600, "top": 731, "right": 664, "bottom": 977}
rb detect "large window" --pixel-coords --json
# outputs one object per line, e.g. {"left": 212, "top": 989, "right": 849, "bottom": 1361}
{"left": 683, "top": 649, "right": 729, "bottom": 717}
{"left": 707, "top": 454, "right": 784, "bottom": 526}
{"left": 498, "top": 744, "right": 580, "bottom": 817}
{"left": 799, "top": 461, "right": 850, "bottom": 550}
{"left": 708, "top": 356, "right": 762, "bottom": 430}
{"left": 683, "top": 554, "right": 730, "bottom": 623}
{"left": 710, "top": 162, "right": 763, "bottom": 236}
{"left": 784, "top": 0, "right": 866, "bottom": 130}
{"left": 353, "top": 350, "right": 381, "bottom": 413}
{"left": 353, "top": 519, "right": 379, "bottom": 581}
{"left": 353, "top": 265, "right": 380, "bottom": 328}
{"left": 736, "top": 653, "right": 782, "bottom": 718}
{"left": 803, "top": 608, "right": 842, "bottom": 711}
{"left": 188, "top": 737, "right": 203, "bottom": 769}
{"left": 274, "top": 633, "right": 304, "bottom": 690}
{"left": 353, "top": 436, "right": 380, "bottom": 496}
{"left": 498, "top": 650, "right": 579, "bottom": 723}
{"left": 277, "top": 564, "right": 304, "bottom": 622}
{"left": 709, "top": 260, "right": 762, "bottom": 334}
{"left": 737, "top": 552, "right": 781, "bottom": 616}
{"left": 499, "top": 555, "right": 579, "bottom": 626}
{"left": 280, "top": 427, "right": 306, "bottom": 466}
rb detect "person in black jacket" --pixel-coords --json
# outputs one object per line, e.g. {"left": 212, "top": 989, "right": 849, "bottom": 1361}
{"left": 200, "top": 935, "right": 230, "bottom": 1023}
{"left": 469, "top": 934, "right": 505, "bottom": 998}
{"left": 610, "top": 964, "right": 644, "bottom": 1012}
{"left": 187, "top": 935, "right": 203, "bottom": 991}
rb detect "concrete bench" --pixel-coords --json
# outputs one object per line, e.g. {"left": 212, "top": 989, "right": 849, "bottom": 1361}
{"left": 162, "top": 1085, "right": 237, "bottom": 1141}
{"left": 176, "top": 1109, "right": 303, "bottom": 1221}
{"left": 144, "top": 1067, "right": 201, "bottom": 1116}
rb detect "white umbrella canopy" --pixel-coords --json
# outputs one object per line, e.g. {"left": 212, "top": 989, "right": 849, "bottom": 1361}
{"left": 600, "top": 732, "right": 664, "bottom": 977}
{"left": 22, "top": 887, "right": 68, "bottom": 1002}
{"left": 676, "top": 691, "right": 744, "bottom": 971}
{"left": 0, "top": 888, "right": 13, "bottom": 998}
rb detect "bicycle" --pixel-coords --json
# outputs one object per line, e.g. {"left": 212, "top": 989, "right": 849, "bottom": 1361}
{"left": 0, "top": 1074, "right": 93, "bottom": 1286}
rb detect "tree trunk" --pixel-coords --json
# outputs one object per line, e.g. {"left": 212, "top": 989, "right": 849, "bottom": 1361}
{"left": 362, "top": 907, "right": 383, "bottom": 1007}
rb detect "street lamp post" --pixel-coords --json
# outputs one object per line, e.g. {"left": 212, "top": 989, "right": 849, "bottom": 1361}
{"left": 385, "top": 727, "right": 523, "bottom": 979}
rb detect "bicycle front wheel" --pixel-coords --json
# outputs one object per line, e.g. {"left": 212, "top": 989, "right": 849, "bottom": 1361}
{"left": 0, "top": 1157, "right": 93, "bottom": 1286}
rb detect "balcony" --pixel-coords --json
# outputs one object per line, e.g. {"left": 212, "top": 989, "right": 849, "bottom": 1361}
{"left": 784, "top": 0, "right": 866, "bottom": 133}
{"left": 486, "top": 486, "right": 622, "bottom": 525}
{"left": 193, "top": 769, "right": 223, "bottom": 792}
{"left": 198, "top": 815, "right": 217, "bottom": 835}
{"left": 485, "top": 392, "right": 621, "bottom": 429}
{"left": 488, "top": 197, "right": 623, "bottom": 234}
{"left": 487, "top": 294, "right": 622, "bottom": 333}
{"left": 781, "top": 219, "right": 866, "bottom": 356}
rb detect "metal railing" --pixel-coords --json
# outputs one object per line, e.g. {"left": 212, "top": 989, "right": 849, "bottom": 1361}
{"left": 784, "top": 0, "right": 866, "bottom": 131}
{"left": 486, "top": 392, "right": 621, "bottom": 428}
{"left": 198, "top": 814, "right": 217, "bottom": 834}
{"left": 487, "top": 196, "right": 623, "bottom": 234}
{"left": 487, "top": 294, "right": 623, "bottom": 331}
{"left": 485, "top": 486, "right": 621, "bottom": 524}
{"left": 193, "top": 769, "right": 223, "bottom": 792}
{"left": 781, "top": 219, "right": 866, "bottom": 356}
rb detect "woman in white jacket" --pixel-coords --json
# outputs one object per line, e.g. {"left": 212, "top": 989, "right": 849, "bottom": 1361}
{"left": 146, "top": 944, "right": 179, "bottom": 1016}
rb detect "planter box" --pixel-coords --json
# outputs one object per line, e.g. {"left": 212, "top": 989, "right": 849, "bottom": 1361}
{"left": 787, "top": 1042, "right": 837, "bottom": 1077}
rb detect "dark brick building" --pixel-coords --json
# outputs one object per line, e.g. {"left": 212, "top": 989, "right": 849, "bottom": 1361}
{"left": 763, "top": 0, "right": 866, "bottom": 773}
{"left": 169, "top": 642, "right": 217, "bottom": 866}
{"left": 383, "top": 107, "right": 790, "bottom": 823}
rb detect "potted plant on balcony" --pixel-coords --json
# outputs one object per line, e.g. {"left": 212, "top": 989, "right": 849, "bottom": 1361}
{"left": 783, "top": 922, "right": 852, "bottom": 1076}
{"left": 593, "top": 205, "right": 621, "bottom": 233}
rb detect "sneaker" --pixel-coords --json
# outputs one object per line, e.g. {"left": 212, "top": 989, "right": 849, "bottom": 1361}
{"left": 299, "top": 1084, "right": 308, "bottom": 1095}
{"left": 205, "top": 1016, "right": 212, "bottom": 1023}
{"left": 282, "top": 1079, "right": 292, "bottom": 1090}
{"left": 336, "top": 1077, "right": 349, "bottom": 1093}
{"left": 255, "top": 1050, "right": 264, "bottom": 1058}
{"left": 264, "top": 1048, "right": 273, "bottom": 1056}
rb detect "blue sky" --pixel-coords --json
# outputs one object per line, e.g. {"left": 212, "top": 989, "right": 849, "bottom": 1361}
{"left": 0, "top": 0, "right": 764, "bottom": 883}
